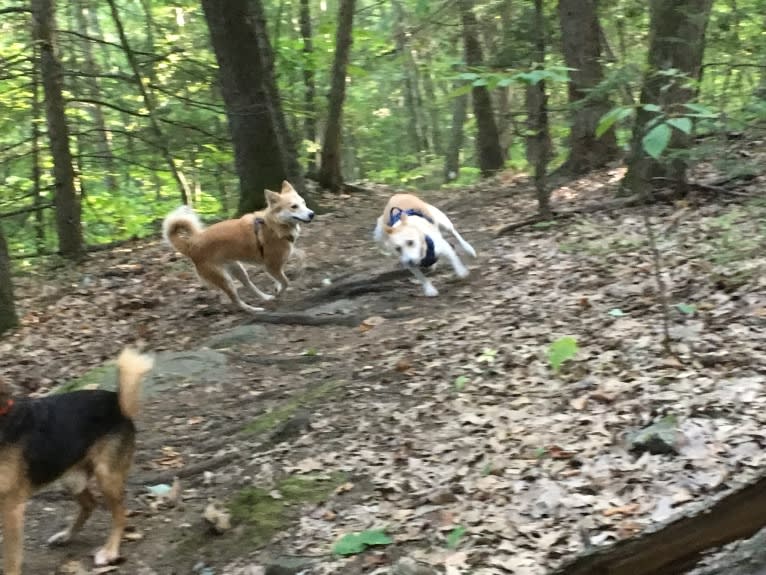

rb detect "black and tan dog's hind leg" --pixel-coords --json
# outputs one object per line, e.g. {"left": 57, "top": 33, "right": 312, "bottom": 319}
{"left": 47, "top": 473, "right": 98, "bottom": 546}
{"left": 2, "top": 495, "right": 26, "bottom": 575}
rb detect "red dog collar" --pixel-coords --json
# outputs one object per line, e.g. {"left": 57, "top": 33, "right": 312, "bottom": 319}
{"left": 0, "top": 399, "right": 15, "bottom": 416}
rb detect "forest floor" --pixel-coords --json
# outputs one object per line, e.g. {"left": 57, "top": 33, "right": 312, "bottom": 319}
{"left": 1, "top": 149, "right": 765, "bottom": 574}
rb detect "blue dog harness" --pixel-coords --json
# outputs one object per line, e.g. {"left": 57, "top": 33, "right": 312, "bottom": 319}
{"left": 388, "top": 207, "right": 438, "bottom": 268}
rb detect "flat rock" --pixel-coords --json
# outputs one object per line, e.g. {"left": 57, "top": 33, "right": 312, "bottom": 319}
{"left": 202, "top": 324, "right": 270, "bottom": 349}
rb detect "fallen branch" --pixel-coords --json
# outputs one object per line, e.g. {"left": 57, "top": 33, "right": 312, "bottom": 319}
{"left": 248, "top": 310, "right": 362, "bottom": 327}
{"left": 295, "top": 268, "right": 410, "bottom": 309}
{"left": 551, "top": 472, "right": 766, "bottom": 575}
{"left": 495, "top": 190, "right": 679, "bottom": 236}
{"left": 134, "top": 452, "right": 241, "bottom": 486}
{"left": 235, "top": 353, "right": 339, "bottom": 365}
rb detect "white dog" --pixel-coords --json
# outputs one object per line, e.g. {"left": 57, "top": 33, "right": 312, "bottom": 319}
{"left": 373, "top": 193, "right": 476, "bottom": 297}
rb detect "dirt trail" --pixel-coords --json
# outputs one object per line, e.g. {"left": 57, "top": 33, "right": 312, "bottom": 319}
{"left": 3, "top": 175, "right": 765, "bottom": 574}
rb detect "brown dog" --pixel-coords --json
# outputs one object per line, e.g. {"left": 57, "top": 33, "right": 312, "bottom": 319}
{"left": 162, "top": 181, "right": 314, "bottom": 313}
{"left": 0, "top": 348, "right": 153, "bottom": 574}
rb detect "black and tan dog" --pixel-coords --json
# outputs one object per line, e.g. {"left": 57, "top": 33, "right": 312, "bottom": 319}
{"left": 0, "top": 348, "right": 153, "bottom": 575}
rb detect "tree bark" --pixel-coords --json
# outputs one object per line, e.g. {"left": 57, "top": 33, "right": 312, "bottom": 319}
{"left": 201, "top": 0, "right": 304, "bottom": 212}
{"left": 421, "top": 57, "right": 443, "bottom": 156}
{"left": 459, "top": 0, "right": 504, "bottom": 177}
{"left": 0, "top": 223, "right": 17, "bottom": 335}
{"left": 31, "top": 0, "right": 83, "bottom": 259}
{"left": 525, "top": 0, "right": 552, "bottom": 218}
{"left": 31, "top": 42, "right": 46, "bottom": 253}
{"left": 444, "top": 87, "right": 468, "bottom": 182}
{"left": 299, "top": 0, "right": 317, "bottom": 172}
{"left": 73, "top": 0, "right": 118, "bottom": 194}
{"left": 317, "top": 0, "right": 356, "bottom": 192}
{"left": 624, "top": 0, "right": 714, "bottom": 197}
{"left": 558, "top": 0, "right": 619, "bottom": 174}
{"left": 106, "top": 0, "right": 190, "bottom": 206}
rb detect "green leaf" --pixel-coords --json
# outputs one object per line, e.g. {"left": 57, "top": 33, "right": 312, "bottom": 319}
{"left": 683, "top": 103, "right": 718, "bottom": 118}
{"left": 497, "top": 77, "right": 514, "bottom": 87}
{"left": 548, "top": 336, "right": 578, "bottom": 372}
{"left": 446, "top": 525, "right": 467, "bottom": 549}
{"left": 642, "top": 123, "right": 672, "bottom": 159}
{"left": 478, "top": 348, "right": 497, "bottom": 363}
{"left": 596, "top": 107, "right": 633, "bottom": 138}
{"left": 667, "top": 117, "right": 692, "bottom": 134}
{"left": 458, "top": 72, "right": 479, "bottom": 81}
{"left": 472, "top": 78, "right": 488, "bottom": 87}
{"left": 608, "top": 308, "right": 626, "bottom": 317}
{"left": 454, "top": 375, "right": 469, "bottom": 391}
{"left": 642, "top": 103, "right": 662, "bottom": 113}
{"left": 333, "top": 529, "right": 392, "bottom": 556}
{"left": 676, "top": 303, "right": 697, "bottom": 315}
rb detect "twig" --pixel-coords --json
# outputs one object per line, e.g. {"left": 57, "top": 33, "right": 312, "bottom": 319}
{"left": 133, "top": 452, "right": 240, "bottom": 486}
{"left": 248, "top": 311, "right": 362, "bottom": 327}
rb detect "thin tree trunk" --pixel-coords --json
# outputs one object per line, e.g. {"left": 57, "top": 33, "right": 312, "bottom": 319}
{"left": 31, "top": 43, "right": 45, "bottom": 253}
{"left": 558, "top": 0, "right": 619, "bottom": 174}
{"left": 106, "top": 0, "right": 190, "bottom": 206}
{"left": 201, "top": 0, "right": 303, "bottom": 213}
{"left": 444, "top": 87, "right": 468, "bottom": 182}
{"left": 421, "top": 58, "right": 443, "bottom": 155}
{"left": 299, "top": 0, "right": 317, "bottom": 172}
{"left": 526, "top": 0, "right": 552, "bottom": 218}
{"left": 0, "top": 223, "right": 17, "bottom": 335}
{"left": 249, "top": 0, "right": 305, "bottom": 196}
{"left": 624, "top": 0, "right": 714, "bottom": 198}
{"left": 73, "top": 0, "right": 118, "bottom": 194}
{"left": 31, "top": 0, "right": 83, "bottom": 259}
{"left": 317, "top": 0, "right": 356, "bottom": 192}
{"left": 391, "top": 0, "right": 427, "bottom": 163}
{"left": 459, "top": 0, "right": 504, "bottom": 177}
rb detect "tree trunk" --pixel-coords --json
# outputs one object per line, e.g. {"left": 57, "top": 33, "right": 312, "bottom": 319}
{"left": 624, "top": 0, "right": 714, "bottom": 197}
{"left": 459, "top": 0, "right": 504, "bottom": 177}
{"left": 317, "top": 0, "right": 355, "bottom": 192}
{"left": 31, "top": 43, "right": 46, "bottom": 253}
{"left": 444, "top": 87, "right": 468, "bottom": 182}
{"left": 299, "top": 0, "right": 317, "bottom": 172}
{"left": 558, "top": 0, "right": 619, "bottom": 174}
{"left": 526, "top": 0, "right": 552, "bottom": 218}
{"left": 0, "top": 224, "right": 17, "bottom": 335}
{"left": 201, "top": 0, "right": 304, "bottom": 213}
{"left": 392, "top": 0, "right": 427, "bottom": 163}
{"left": 31, "top": 0, "right": 83, "bottom": 259}
{"left": 106, "top": 0, "right": 191, "bottom": 206}
{"left": 73, "top": 0, "right": 118, "bottom": 194}
{"left": 421, "top": 59, "right": 443, "bottom": 156}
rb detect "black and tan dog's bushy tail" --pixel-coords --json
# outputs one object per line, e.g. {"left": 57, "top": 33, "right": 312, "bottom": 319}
{"left": 116, "top": 348, "right": 154, "bottom": 419}
{"left": 162, "top": 205, "right": 204, "bottom": 256}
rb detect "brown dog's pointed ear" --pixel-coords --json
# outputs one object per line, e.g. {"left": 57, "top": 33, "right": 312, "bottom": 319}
{"left": 265, "top": 189, "right": 281, "bottom": 205}
{"left": 281, "top": 180, "right": 293, "bottom": 194}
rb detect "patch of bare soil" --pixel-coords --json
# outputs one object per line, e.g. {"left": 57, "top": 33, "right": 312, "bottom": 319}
{"left": 1, "top": 159, "right": 765, "bottom": 574}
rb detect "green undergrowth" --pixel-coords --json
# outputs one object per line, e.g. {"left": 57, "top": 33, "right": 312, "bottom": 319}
{"left": 51, "top": 363, "right": 116, "bottom": 394}
{"left": 243, "top": 380, "right": 340, "bottom": 436}
{"left": 229, "top": 472, "right": 347, "bottom": 546}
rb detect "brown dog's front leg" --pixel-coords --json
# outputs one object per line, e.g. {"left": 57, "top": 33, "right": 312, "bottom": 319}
{"left": 2, "top": 498, "right": 26, "bottom": 575}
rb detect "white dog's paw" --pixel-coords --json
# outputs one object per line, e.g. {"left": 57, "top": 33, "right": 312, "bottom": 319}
{"left": 456, "top": 267, "right": 470, "bottom": 279}
{"left": 240, "top": 304, "right": 265, "bottom": 313}
{"left": 94, "top": 547, "right": 119, "bottom": 566}
{"left": 423, "top": 284, "right": 439, "bottom": 297}
{"left": 47, "top": 530, "right": 72, "bottom": 546}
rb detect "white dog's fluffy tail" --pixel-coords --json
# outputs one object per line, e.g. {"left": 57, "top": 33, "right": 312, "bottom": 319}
{"left": 162, "top": 205, "right": 204, "bottom": 256}
{"left": 116, "top": 348, "right": 154, "bottom": 419}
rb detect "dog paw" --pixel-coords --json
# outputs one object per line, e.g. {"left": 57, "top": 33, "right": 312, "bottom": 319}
{"left": 47, "top": 530, "right": 72, "bottom": 546}
{"left": 423, "top": 285, "right": 439, "bottom": 297}
{"left": 94, "top": 547, "right": 120, "bottom": 566}
{"left": 240, "top": 304, "right": 265, "bottom": 313}
{"left": 457, "top": 268, "right": 470, "bottom": 279}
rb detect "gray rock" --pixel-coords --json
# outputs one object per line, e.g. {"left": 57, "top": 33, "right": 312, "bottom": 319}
{"left": 203, "top": 324, "right": 270, "bottom": 349}
{"left": 392, "top": 557, "right": 439, "bottom": 575}
{"left": 628, "top": 415, "right": 680, "bottom": 455}
{"left": 263, "top": 556, "right": 318, "bottom": 575}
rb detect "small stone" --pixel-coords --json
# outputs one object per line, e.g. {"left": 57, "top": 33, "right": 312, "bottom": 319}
{"left": 628, "top": 415, "right": 680, "bottom": 455}
{"left": 203, "top": 502, "right": 231, "bottom": 534}
{"left": 392, "top": 557, "right": 439, "bottom": 575}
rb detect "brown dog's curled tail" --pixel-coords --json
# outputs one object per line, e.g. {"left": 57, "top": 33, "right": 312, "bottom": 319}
{"left": 116, "top": 348, "right": 154, "bottom": 419}
{"left": 162, "top": 205, "right": 204, "bottom": 256}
